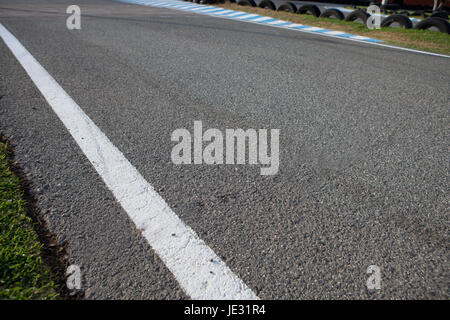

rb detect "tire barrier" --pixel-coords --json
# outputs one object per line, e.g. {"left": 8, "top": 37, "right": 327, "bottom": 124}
{"left": 319, "top": 8, "right": 345, "bottom": 20}
{"left": 237, "top": 0, "right": 256, "bottom": 6}
{"left": 297, "top": 4, "right": 321, "bottom": 18}
{"left": 381, "top": 14, "right": 413, "bottom": 29}
{"left": 218, "top": 1, "right": 450, "bottom": 34}
{"left": 430, "top": 11, "right": 449, "bottom": 20}
{"left": 258, "top": 0, "right": 276, "bottom": 11}
{"left": 277, "top": 2, "right": 297, "bottom": 13}
{"left": 415, "top": 17, "right": 450, "bottom": 33}
{"left": 344, "top": 9, "right": 370, "bottom": 24}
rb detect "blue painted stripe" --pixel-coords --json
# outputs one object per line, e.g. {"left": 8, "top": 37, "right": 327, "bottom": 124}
{"left": 253, "top": 18, "right": 277, "bottom": 23}
{"left": 273, "top": 22, "right": 293, "bottom": 26}
{"left": 225, "top": 12, "right": 252, "bottom": 17}
{"left": 240, "top": 15, "right": 264, "bottom": 21}
{"left": 313, "top": 29, "right": 331, "bottom": 33}
{"left": 362, "top": 38, "right": 383, "bottom": 43}
{"left": 291, "top": 25, "right": 308, "bottom": 29}
{"left": 207, "top": 8, "right": 230, "bottom": 13}
{"left": 197, "top": 8, "right": 224, "bottom": 12}
{"left": 334, "top": 33, "right": 354, "bottom": 38}
{"left": 210, "top": 10, "right": 234, "bottom": 15}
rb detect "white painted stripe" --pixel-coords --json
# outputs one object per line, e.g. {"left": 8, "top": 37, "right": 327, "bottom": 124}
{"left": 225, "top": 11, "right": 249, "bottom": 17}
{"left": 250, "top": 17, "right": 274, "bottom": 22}
{"left": 210, "top": 9, "right": 235, "bottom": 15}
{"left": 284, "top": 23, "right": 304, "bottom": 28}
{"left": 0, "top": 23, "right": 259, "bottom": 300}
{"left": 266, "top": 20, "right": 289, "bottom": 25}
{"left": 189, "top": 7, "right": 208, "bottom": 11}
{"left": 300, "top": 27, "right": 324, "bottom": 32}
{"left": 196, "top": 7, "right": 218, "bottom": 11}
{"left": 349, "top": 35, "right": 371, "bottom": 40}
{"left": 198, "top": 8, "right": 225, "bottom": 13}
{"left": 323, "top": 30, "right": 347, "bottom": 35}
{"left": 234, "top": 14, "right": 259, "bottom": 19}
{"left": 206, "top": 8, "right": 231, "bottom": 13}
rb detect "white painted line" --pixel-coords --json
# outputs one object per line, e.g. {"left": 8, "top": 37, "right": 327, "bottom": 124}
{"left": 0, "top": 23, "right": 258, "bottom": 300}
{"left": 360, "top": 41, "right": 450, "bottom": 58}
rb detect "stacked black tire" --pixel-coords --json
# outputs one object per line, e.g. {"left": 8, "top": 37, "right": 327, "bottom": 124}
{"left": 237, "top": 0, "right": 256, "bottom": 6}
{"left": 415, "top": 17, "right": 450, "bottom": 33}
{"left": 230, "top": 1, "right": 450, "bottom": 34}
{"left": 381, "top": 14, "right": 413, "bottom": 28}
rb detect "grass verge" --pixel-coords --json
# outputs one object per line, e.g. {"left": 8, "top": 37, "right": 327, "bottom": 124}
{"left": 215, "top": 3, "right": 450, "bottom": 55}
{"left": 0, "top": 140, "right": 59, "bottom": 300}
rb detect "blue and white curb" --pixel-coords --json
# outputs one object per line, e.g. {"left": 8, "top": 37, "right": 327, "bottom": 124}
{"left": 118, "top": 0, "right": 383, "bottom": 43}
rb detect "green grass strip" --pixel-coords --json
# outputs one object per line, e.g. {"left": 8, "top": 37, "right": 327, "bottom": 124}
{"left": 0, "top": 141, "right": 59, "bottom": 300}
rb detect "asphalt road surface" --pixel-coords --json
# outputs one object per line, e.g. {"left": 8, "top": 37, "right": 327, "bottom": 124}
{"left": 1, "top": 0, "right": 449, "bottom": 299}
